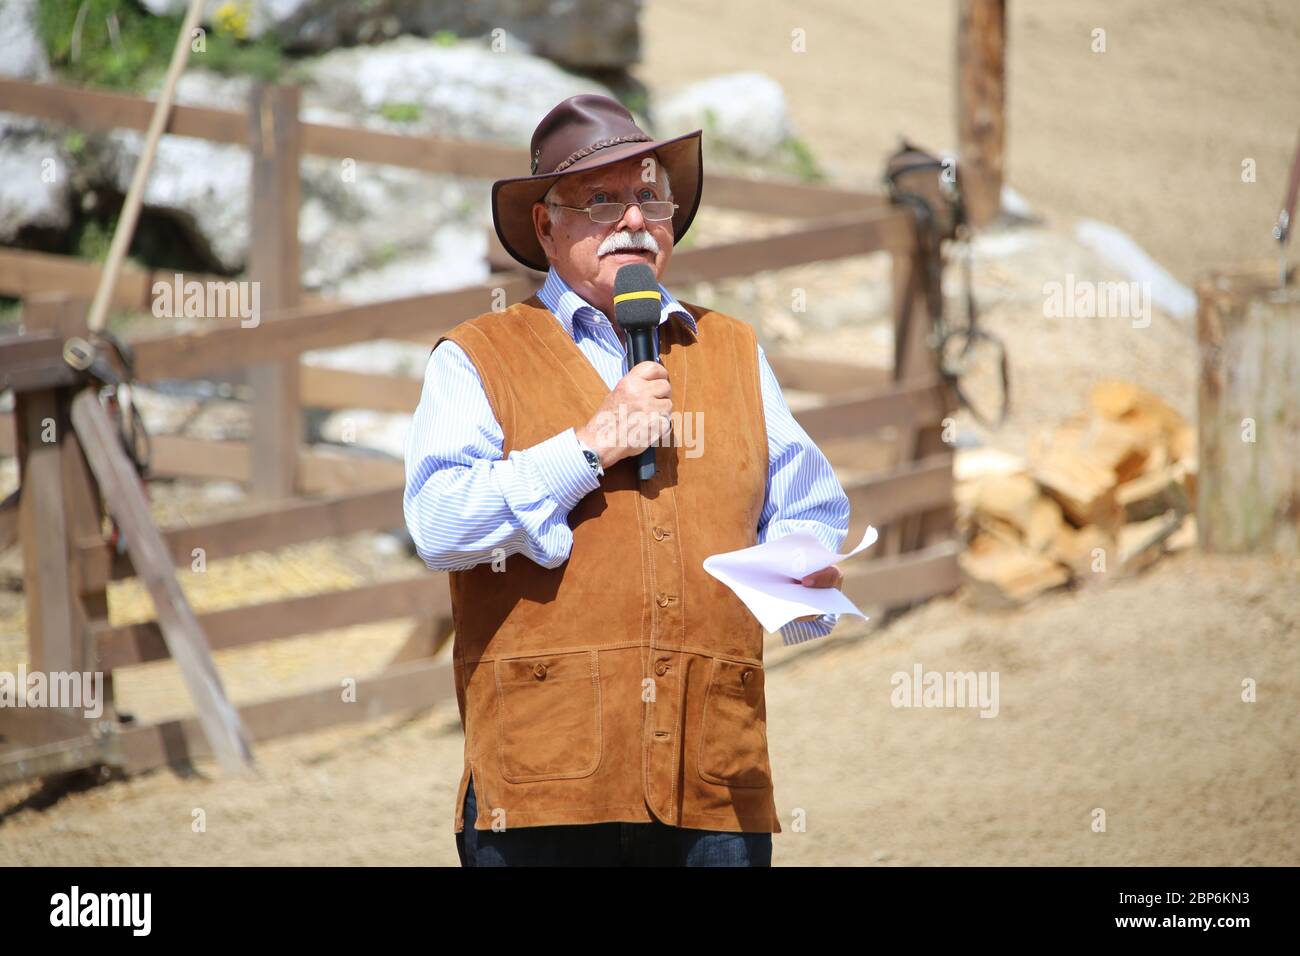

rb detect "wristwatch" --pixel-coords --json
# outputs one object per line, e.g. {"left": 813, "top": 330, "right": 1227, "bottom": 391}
{"left": 577, "top": 438, "right": 604, "bottom": 478}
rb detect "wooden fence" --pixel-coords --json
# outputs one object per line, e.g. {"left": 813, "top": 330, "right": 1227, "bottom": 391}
{"left": 0, "top": 69, "right": 967, "bottom": 785}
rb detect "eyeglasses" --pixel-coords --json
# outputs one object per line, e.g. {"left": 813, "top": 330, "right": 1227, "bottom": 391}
{"left": 546, "top": 199, "right": 679, "bottom": 224}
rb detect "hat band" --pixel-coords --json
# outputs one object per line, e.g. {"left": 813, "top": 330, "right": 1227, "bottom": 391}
{"left": 545, "top": 133, "right": 655, "bottom": 174}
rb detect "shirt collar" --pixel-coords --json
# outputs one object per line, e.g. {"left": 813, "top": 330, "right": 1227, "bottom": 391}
{"left": 537, "top": 265, "right": 698, "bottom": 342}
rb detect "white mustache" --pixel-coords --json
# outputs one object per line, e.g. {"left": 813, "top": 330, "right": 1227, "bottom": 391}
{"left": 598, "top": 230, "right": 660, "bottom": 257}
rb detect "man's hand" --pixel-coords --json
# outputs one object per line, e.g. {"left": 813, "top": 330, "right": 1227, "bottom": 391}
{"left": 792, "top": 564, "right": 844, "bottom": 624}
{"left": 575, "top": 361, "right": 673, "bottom": 469}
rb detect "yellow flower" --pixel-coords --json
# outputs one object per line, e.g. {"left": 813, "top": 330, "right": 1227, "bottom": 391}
{"left": 214, "top": 1, "right": 251, "bottom": 41}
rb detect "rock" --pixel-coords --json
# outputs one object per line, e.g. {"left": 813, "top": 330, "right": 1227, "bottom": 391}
{"left": 93, "top": 72, "right": 253, "bottom": 271}
{"left": 999, "top": 185, "right": 1037, "bottom": 224}
{"left": 130, "top": 386, "right": 201, "bottom": 436}
{"left": 143, "top": 0, "right": 642, "bottom": 68}
{"left": 0, "top": 2, "right": 64, "bottom": 241}
{"left": 88, "top": 66, "right": 492, "bottom": 286}
{"left": 301, "top": 340, "right": 437, "bottom": 380}
{"left": 107, "top": 130, "right": 250, "bottom": 270}
{"left": 656, "top": 72, "right": 794, "bottom": 161}
{"left": 0, "top": 0, "right": 50, "bottom": 81}
{"left": 292, "top": 37, "right": 621, "bottom": 290}
{"left": 317, "top": 409, "right": 409, "bottom": 459}
{"left": 0, "top": 115, "right": 72, "bottom": 242}
{"left": 458, "top": 0, "right": 640, "bottom": 69}
{"left": 1074, "top": 218, "right": 1197, "bottom": 321}
{"left": 323, "top": 220, "right": 488, "bottom": 303}
{"left": 1, "top": 32, "right": 603, "bottom": 293}
{"left": 202, "top": 480, "right": 246, "bottom": 505}
{"left": 300, "top": 36, "right": 621, "bottom": 145}
{"left": 298, "top": 156, "right": 484, "bottom": 294}
{"left": 370, "top": 533, "right": 407, "bottom": 558}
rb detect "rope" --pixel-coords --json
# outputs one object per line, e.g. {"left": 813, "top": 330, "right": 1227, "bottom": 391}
{"left": 83, "top": 0, "right": 207, "bottom": 335}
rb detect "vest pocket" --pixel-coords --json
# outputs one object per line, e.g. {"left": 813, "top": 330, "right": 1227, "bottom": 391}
{"left": 697, "top": 657, "right": 773, "bottom": 789}
{"left": 494, "top": 649, "right": 602, "bottom": 783}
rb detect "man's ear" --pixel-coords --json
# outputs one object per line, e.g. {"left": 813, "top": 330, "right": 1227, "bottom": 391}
{"left": 533, "top": 201, "right": 555, "bottom": 260}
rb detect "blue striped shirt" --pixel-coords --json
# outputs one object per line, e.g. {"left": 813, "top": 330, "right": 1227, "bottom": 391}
{"left": 403, "top": 266, "right": 851, "bottom": 645}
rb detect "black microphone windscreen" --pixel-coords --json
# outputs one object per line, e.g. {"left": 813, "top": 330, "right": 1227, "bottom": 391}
{"left": 613, "top": 263, "right": 661, "bottom": 331}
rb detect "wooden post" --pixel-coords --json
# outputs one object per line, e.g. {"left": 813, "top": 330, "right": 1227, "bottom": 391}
{"left": 65, "top": 382, "right": 116, "bottom": 723}
{"left": 385, "top": 615, "right": 455, "bottom": 670}
{"left": 887, "top": 245, "right": 957, "bottom": 557}
{"left": 1196, "top": 265, "right": 1299, "bottom": 554}
{"left": 12, "top": 296, "right": 117, "bottom": 748}
{"left": 884, "top": 249, "right": 928, "bottom": 556}
{"left": 957, "top": 0, "right": 1006, "bottom": 228}
{"left": 248, "top": 84, "right": 302, "bottom": 499}
{"left": 16, "top": 385, "right": 76, "bottom": 673}
{"left": 17, "top": 298, "right": 87, "bottom": 677}
{"left": 70, "top": 391, "right": 255, "bottom": 773}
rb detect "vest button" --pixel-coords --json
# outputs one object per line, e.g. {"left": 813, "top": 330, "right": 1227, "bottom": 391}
{"left": 655, "top": 660, "right": 670, "bottom": 676}
{"left": 533, "top": 663, "right": 547, "bottom": 679}
{"left": 652, "top": 526, "right": 671, "bottom": 540}
{"left": 656, "top": 592, "right": 673, "bottom": 607}
{"left": 741, "top": 669, "right": 752, "bottom": 684}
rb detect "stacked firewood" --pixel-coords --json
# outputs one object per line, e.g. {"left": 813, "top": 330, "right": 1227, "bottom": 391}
{"left": 956, "top": 382, "right": 1198, "bottom": 607}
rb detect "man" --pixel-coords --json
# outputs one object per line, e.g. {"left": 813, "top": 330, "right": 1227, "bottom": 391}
{"left": 404, "top": 94, "right": 851, "bottom": 867}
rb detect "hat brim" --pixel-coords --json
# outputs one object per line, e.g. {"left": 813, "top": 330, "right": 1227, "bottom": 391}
{"left": 491, "top": 128, "right": 704, "bottom": 273}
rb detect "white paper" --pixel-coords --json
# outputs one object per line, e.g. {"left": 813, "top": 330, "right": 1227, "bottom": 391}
{"left": 702, "top": 525, "right": 879, "bottom": 633}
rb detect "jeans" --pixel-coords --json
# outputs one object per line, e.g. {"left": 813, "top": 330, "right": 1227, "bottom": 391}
{"left": 455, "top": 773, "right": 772, "bottom": 867}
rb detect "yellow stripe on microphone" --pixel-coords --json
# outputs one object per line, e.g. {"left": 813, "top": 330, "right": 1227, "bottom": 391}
{"left": 612, "top": 290, "right": 662, "bottom": 304}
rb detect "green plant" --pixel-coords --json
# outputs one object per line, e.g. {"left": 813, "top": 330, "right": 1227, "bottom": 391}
{"left": 0, "top": 297, "right": 23, "bottom": 330}
{"left": 780, "top": 136, "right": 825, "bottom": 183}
{"left": 199, "top": 34, "right": 284, "bottom": 82}
{"left": 432, "top": 30, "right": 458, "bottom": 47}
{"left": 74, "top": 217, "right": 116, "bottom": 263}
{"left": 37, "top": 0, "right": 283, "bottom": 90}
{"left": 63, "top": 130, "right": 87, "bottom": 156}
{"left": 371, "top": 240, "right": 400, "bottom": 267}
{"left": 378, "top": 102, "right": 422, "bottom": 123}
{"left": 616, "top": 89, "right": 648, "bottom": 117}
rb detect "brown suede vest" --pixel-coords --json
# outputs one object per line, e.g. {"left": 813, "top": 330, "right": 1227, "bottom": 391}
{"left": 434, "top": 293, "right": 780, "bottom": 834}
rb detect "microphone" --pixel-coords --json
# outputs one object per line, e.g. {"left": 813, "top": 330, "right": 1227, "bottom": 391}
{"left": 612, "top": 263, "right": 662, "bottom": 481}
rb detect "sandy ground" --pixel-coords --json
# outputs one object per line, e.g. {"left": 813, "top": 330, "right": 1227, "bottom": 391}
{"left": 638, "top": 0, "right": 1300, "bottom": 285}
{"left": 2, "top": 2, "right": 1298, "bottom": 865}
{"left": 2, "top": 548, "right": 1295, "bottom": 866}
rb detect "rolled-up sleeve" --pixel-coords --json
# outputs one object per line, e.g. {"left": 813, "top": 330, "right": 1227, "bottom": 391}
{"left": 403, "top": 340, "right": 600, "bottom": 571}
{"left": 754, "top": 343, "right": 852, "bottom": 645}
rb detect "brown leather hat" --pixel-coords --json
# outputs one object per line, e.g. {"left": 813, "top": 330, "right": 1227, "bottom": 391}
{"left": 491, "top": 93, "right": 703, "bottom": 272}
